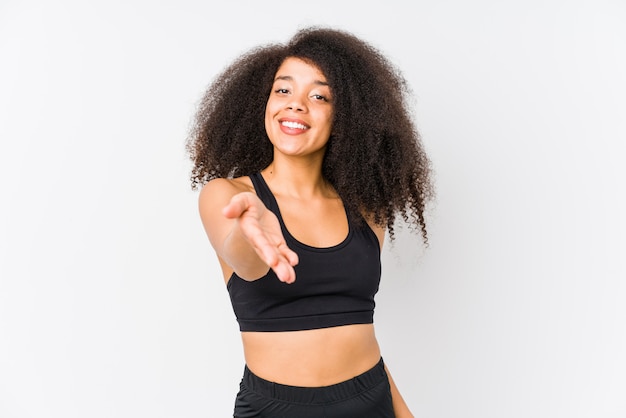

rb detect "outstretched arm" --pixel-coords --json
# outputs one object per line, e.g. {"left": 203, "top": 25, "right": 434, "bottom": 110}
{"left": 198, "top": 178, "right": 298, "bottom": 283}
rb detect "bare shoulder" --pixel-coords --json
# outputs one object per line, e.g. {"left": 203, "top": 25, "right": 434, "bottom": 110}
{"left": 199, "top": 176, "right": 253, "bottom": 204}
{"left": 198, "top": 176, "right": 254, "bottom": 220}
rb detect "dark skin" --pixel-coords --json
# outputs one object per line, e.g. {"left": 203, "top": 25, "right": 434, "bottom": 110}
{"left": 187, "top": 27, "right": 434, "bottom": 242}
{"left": 199, "top": 57, "right": 414, "bottom": 416}
{"left": 189, "top": 27, "right": 434, "bottom": 416}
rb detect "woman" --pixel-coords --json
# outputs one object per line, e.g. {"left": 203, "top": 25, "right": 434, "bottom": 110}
{"left": 187, "top": 26, "right": 433, "bottom": 417}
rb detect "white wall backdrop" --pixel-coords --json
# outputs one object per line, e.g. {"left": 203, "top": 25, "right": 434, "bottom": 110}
{"left": 1, "top": 0, "right": 625, "bottom": 417}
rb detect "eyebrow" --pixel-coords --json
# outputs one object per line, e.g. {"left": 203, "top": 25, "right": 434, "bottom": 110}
{"left": 274, "top": 75, "right": 329, "bottom": 87}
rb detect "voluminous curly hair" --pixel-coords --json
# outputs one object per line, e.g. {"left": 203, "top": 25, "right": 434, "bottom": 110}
{"left": 187, "top": 26, "right": 434, "bottom": 242}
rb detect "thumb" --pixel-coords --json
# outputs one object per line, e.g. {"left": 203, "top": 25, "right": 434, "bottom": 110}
{"left": 222, "top": 192, "right": 255, "bottom": 219}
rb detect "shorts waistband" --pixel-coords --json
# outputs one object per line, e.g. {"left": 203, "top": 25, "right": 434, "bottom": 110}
{"left": 241, "top": 357, "right": 387, "bottom": 404}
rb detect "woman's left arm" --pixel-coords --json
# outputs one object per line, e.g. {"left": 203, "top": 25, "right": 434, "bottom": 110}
{"left": 385, "top": 364, "right": 414, "bottom": 418}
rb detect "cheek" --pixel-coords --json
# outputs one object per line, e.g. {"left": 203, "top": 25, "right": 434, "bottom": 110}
{"left": 322, "top": 110, "right": 334, "bottom": 132}
{"left": 264, "top": 102, "right": 272, "bottom": 126}
{"left": 264, "top": 104, "right": 277, "bottom": 139}
{"left": 264, "top": 97, "right": 281, "bottom": 120}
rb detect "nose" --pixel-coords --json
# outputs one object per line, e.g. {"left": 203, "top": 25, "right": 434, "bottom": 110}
{"left": 286, "top": 94, "right": 306, "bottom": 112}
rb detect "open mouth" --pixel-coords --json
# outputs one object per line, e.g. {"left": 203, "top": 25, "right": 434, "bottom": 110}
{"left": 281, "top": 120, "right": 309, "bottom": 130}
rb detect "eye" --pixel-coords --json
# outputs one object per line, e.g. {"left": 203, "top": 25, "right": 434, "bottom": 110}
{"left": 312, "top": 94, "right": 329, "bottom": 102}
{"left": 274, "top": 88, "right": 290, "bottom": 94}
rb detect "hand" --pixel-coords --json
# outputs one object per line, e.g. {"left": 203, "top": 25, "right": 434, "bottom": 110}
{"left": 222, "top": 192, "right": 299, "bottom": 283}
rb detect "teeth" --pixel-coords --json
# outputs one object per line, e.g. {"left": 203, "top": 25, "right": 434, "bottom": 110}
{"left": 281, "top": 121, "right": 308, "bottom": 130}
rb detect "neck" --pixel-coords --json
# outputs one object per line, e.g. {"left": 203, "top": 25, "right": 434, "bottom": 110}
{"left": 261, "top": 156, "right": 332, "bottom": 199}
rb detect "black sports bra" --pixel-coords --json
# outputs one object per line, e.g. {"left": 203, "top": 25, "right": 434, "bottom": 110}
{"left": 226, "top": 172, "right": 382, "bottom": 332}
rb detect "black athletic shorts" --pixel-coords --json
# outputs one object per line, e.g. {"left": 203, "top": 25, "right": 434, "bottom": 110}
{"left": 233, "top": 357, "right": 395, "bottom": 417}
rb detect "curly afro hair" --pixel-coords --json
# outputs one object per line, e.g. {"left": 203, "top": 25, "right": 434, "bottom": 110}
{"left": 187, "top": 26, "right": 434, "bottom": 242}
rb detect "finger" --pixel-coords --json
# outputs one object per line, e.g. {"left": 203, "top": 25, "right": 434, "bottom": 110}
{"left": 222, "top": 193, "right": 253, "bottom": 219}
{"left": 251, "top": 237, "right": 297, "bottom": 282}
{"left": 272, "top": 261, "right": 296, "bottom": 284}
{"left": 247, "top": 231, "right": 296, "bottom": 283}
{"left": 256, "top": 240, "right": 279, "bottom": 268}
{"left": 278, "top": 242, "right": 299, "bottom": 266}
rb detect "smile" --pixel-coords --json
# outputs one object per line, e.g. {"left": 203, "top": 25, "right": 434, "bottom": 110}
{"left": 281, "top": 121, "right": 309, "bottom": 130}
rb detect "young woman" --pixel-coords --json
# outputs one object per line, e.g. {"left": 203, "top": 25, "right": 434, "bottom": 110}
{"left": 187, "top": 26, "right": 433, "bottom": 417}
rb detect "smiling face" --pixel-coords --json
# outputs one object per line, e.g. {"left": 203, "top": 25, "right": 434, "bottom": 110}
{"left": 264, "top": 57, "right": 334, "bottom": 161}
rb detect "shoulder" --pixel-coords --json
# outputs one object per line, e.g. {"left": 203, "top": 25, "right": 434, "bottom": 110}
{"left": 199, "top": 176, "right": 253, "bottom": 199}
{"left": 198, "top": 176, "right": 255, "bottom": 216}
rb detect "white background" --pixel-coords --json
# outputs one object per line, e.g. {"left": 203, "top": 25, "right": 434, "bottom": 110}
{"left": 1, "top": 0, "right": 625, "bottom": 417}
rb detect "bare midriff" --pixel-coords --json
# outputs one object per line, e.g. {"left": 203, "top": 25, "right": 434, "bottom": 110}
{"left": 241, "top": 323, "right": 381, "bottom": 387}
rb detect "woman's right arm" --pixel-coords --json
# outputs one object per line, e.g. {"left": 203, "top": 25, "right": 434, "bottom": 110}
{"left": 198, "top": 178, "right": 298, "bottom": 283}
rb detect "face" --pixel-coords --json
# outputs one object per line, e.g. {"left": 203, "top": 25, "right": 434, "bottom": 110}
{"left": 264, "top": 57, "right": 334, "bottom": 160}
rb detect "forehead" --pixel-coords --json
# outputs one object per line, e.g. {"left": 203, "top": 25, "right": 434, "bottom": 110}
{"left": 274, "top": 57, "right": 328, "bottom": 84}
